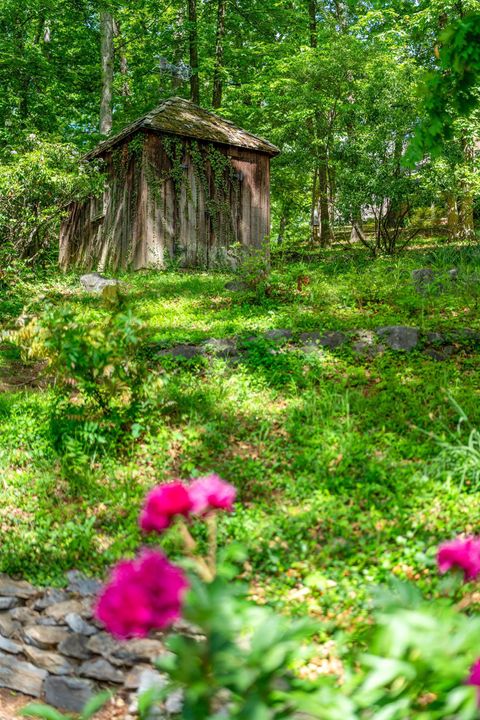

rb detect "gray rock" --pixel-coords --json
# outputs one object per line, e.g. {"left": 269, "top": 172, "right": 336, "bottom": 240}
{"left": 10, "top": 607, "right": 39, "bottom": 624}
{"left": 165, "top": 689, "right": 184, "bottom": 715}
{"left": 0, "top": 597, "right": 19, "bottom": 610}
{"left": 424, "top": 346, "right": 455, "bottom": 361}
{"left": 80, "top": 658, "right": 123, "bottom": 684}
{"left": 23, "top": 624, "right": 69, "bottom": 649}
{"left": 66, "top": 570, "right": 102, "bottom": 597}
{"left": 264, "top": 329, "right": 293, "bottom": 343}
{"left": 0, "top": 635, "right": 22, "bottom": 654}
{"left": 412, "top": 268, "right": 435, "bottom": 286}
{"left": 225, "top": 280, "right": 249, "bottom": 291}
{"left": 376, "top": 326, "right": 419, "bottom": 351}
{"left": 157, "top": 344, "right": 204, "bottom": 359}
{"left": 0, "top": 613, "right": 19, "bottom": 638}
{"left": 299, "top": 344, "right": 325, "bottom": 356}
{"left": 65, "top": 612, "right": 97, "bottom": 636}
{"left": 80, "top": 272, "right": 119, "bottom": 295}
{"left": 124, "top": 664, "right": 153, "bottom": 690}
{"left": 448, "top": 268, "right": 458, "bottom": 281}
{"left": 58, "top": 633, "right": 92, "bottom": 660}
{"left": 352, "top": 330, "right": 380, "bottom": 356}
{"left": 23, "top": 645, "right": 74, "bottom": 675}
{"left": 0, "top": 574, "right": 37, "bottom": 599}
{"left": 203, "top": 337, "right": 238, "bottom": 358}
{"left": 43, "top": 598, "right": 85, "bottom": 622}
{"left": 86, "top": 632, "right": 123, "bottom": 663}
{"left": 298, "top": 331, "right": 321, "bottom": 343}
{"left": 44, "top": 675, "right": 95, "bottom": 712}
{"left": 450, "top": 328, "right": 480, "bottom": 344}
{"left": 112, "top": 638, "right": 166, "bottom": 664}
{"left": 129, "top": 669, "right": 168, "bottom": 718}
{"left": 0, "top": 651, "right": 47, "bottom": 697}
{"left": 426, "top": 331, "right": 444, "bottom": 345}
{"left": 32, "top": 588, "right": 69, "bottom": 611}
{"left": 318, "top": 331, "right": 348, "bottom": 349}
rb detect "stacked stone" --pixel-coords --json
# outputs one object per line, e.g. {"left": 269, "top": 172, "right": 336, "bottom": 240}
{"left": 0, "top": 572, "right": 169, "bottom": 713}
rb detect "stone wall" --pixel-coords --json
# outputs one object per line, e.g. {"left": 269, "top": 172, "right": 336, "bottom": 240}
{"left": 0, "top": 572, "right": 179, "bottom": 715}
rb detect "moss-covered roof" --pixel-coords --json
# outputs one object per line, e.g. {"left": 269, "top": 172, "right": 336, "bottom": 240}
{"left": 85, "top": 97, "right": 280, "bottom": 159}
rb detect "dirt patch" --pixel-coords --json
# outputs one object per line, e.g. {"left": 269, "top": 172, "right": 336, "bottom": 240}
{"left": 0, "top": 360, "right": 46, "bottom": 394}
{"left": 0, "top": 689, "right": 129, "bottom": 720}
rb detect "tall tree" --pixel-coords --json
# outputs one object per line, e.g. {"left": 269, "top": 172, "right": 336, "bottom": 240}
{"left": 188, "top": 0, "right": 200, "bottom": 104}
{"left": 100, "top": 10, "right": 114, "bottom": 135}
{"left": 212, "top": 0, "right": 227, "bottom": 108}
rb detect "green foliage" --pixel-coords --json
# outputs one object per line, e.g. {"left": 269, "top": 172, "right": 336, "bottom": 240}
{"left": 0, "top": 135, "right": 103, "bottom": 260}
{"left": 21, "top": 691, "right": 112, "bottom": 720}
{"left": 13, "top": 299, "right": 156, "bottom": 480}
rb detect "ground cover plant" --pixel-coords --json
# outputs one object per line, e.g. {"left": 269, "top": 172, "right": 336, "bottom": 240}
{"left": 1, "top": 242, "right": 480, "bottom": 636}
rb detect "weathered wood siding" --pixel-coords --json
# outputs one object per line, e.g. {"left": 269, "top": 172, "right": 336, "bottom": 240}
{"left": 60, "top": 130, "right": 271, "bottom": 271}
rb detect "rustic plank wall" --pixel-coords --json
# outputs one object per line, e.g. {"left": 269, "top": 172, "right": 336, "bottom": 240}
{"left": 59, "top": 131, "right": 271, "bottom": 271}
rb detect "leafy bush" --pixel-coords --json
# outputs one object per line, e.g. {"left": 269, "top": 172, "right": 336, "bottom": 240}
{"left": 15, "top": 301, "right": 157, "bottom": 471}
{"left": 0, "top": 134, "right": 103, "bottom": 261}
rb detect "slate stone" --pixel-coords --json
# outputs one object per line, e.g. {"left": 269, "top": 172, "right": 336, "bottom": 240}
{"left": 0, "top": 651, "right": 47, "bottom": 697}
{"left": 58, "top": 633, "right": 92, "bottom": 660}
{"left": 80, "top": 272, "right": 119, "bottom": 294}
{"left": 166, "top": 689, "right": 184, "bottom": 715}
{"left": 0, "top": 597, "right": 19, "bottom": 610}
{"left": 23, "top": 645, "right": 74, "bottom": 675}
{"left": 124, "top": 664, "right": 154, "bottom": 690}
{"left": 298, "top": 332, "right": 319, "bottom": 343}
{"left": 10, "top": 607, "right": 39, "bottom": 624}
{"left": 65, "top": 612, "right": 97, "bottom": 636}
{"left": 0, "top": 613, "right": 19, "bottom": 638}
{"left": 412, "top": 268, "right": 435, "bottom": 286}
{"left": 376, "top": 326, "right": 419, "bottom": 351}
{"left": 44, "top": 675, "right": 95, "bottom": 712}
{"left": 80, "top": 657, "right": 123, "bottom": 683}
{"left": 86, "top": 632, "right": 123, "bottom": 661}
{"left": 157, "top": 344, "right": 204, "bottom": 359}
{"left": 0, "top": 574, "right": 37, "bottom": 599}
{"left": 44, "top": 600, "right": 80, "bottom": 622}
{"left": 129, "top": 669, "right": 168, "bottom": 717}
{"left": 352, "top": 330, "right": 379, "bottom": 356}
{"left": 425, "top": 331, "right": 444, "bottom": 345}
{"left": 23, "top": 624, "right": 69, "bottom": 649}
{"left": 0, "top": 634, "right": 22, "bottom": 654}
{"left": 424, "top": 346, "right": 455, "bottom": 361}
{"left": 32, "top": 588, "right": 69, "bottom": 611}
{"left": 264, "top": 329, "right": 293, "bottom": 343}
{"left": 66, "top": 570, "right": 102, "bottom": 597}
{"left": 112, "top": 638, "right": 166, "bottom": 663}
{"left": 318, "top": 331, "right": 348, "bottom": 349}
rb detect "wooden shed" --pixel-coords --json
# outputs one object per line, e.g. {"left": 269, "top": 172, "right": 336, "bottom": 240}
{"left": 59, "top": 97, "right": 279, "bottom": 271}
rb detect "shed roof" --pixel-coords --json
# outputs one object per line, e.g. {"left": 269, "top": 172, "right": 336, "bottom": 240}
{"left": 85, "top": 97, "right": 280, "bottom": 159}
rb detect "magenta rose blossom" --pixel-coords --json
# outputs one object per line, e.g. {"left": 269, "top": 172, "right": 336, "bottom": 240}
{"left": 140, "top": 482, "right": 193, "bottom": 533}
{"left": 467, "top": 659, "right": 480, "bottom": 705}
{"left": 95, "top": 549, "right": 188, "bottom": 639}
{"left": 189, "top": 474, "right": 236, "bottom": 515}
{"left": 437, "top": 537, "right": 480, "bottom": 582}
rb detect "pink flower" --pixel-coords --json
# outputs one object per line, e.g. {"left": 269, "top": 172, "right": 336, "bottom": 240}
{"left": 95, "top": 549, "right": 188, "bottom": 639}
{"left": 188, "top": 474, "right": 236, "bottom": 515}
{"left": 140, "top": 482, "right": 193, "bottom": 534}
{"left": 467, "top": 660, "right": 480, "bottom": 706}
{"left": 437, "top": 536, "right": 480, "bottom": 582}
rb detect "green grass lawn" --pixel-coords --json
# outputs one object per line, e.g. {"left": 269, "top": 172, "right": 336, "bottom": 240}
{"left": 1, "top": 239, "right": 480, "bottom": 637}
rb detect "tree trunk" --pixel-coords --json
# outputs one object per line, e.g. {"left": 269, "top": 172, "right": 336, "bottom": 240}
{"left": 458, "top": 139, "right": 475, "bottom": 241}
{"left": 310, "top": 166, "right": 319, "bottom": 244}
{"left": 113, "top": 20, "right": 130, "bottom": 97}
{"left": 446, "top": 193, "right": 459, "bottom": 240}
{"left": 277, "top": 215, "right": 287, "bottom": 244}
{"left": 212, "top": 0, "right": 226, "bottom": 108}
{"left": 100, "top": 11, "right": 114, "bottom": 135}
{"left": 188, "top": 0, "right": 200, "bottom": 104}
{"left": 308, "top": 0, "right": 317, "bottom": 47}
{"left": 350, "top": 211, "right": 363, "bottom": 242}
{"left": 318, "top": 155, "right": 331, "bottom": 247}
